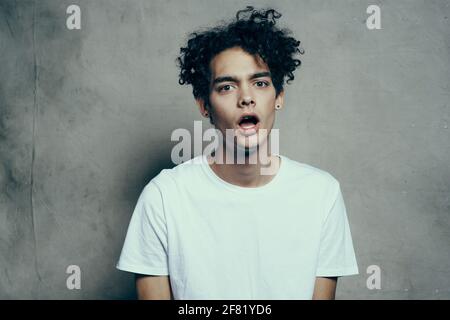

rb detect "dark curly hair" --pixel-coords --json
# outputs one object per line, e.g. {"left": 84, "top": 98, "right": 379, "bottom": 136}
{"left": 177, "top": 6, "right": 304, "bottom": 110}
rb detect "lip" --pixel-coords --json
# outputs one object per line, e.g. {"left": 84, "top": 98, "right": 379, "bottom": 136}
{"left": 237, "top": 112, "right": 260, "bottom": 125}
{"left": 237, "top": 120, "right": 261, "bottom": 136}
{"left": 236, "top": 112, "right": 261, "bottom": 136}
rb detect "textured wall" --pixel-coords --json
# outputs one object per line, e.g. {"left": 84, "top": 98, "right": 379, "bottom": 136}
{"left": 0, "top": 0, "right": 449, "bottom": 299}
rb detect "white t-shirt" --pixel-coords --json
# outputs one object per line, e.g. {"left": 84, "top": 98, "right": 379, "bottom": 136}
{"left": 116, "top": 153, "right": 359, "bottom": 299}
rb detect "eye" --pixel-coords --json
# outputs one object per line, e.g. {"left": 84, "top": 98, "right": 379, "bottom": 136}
{"left": 255, "top": 81, "right": 269, "bottom": 87}
{"left": 218, "top": 84, "right": 234, "bottom": 92}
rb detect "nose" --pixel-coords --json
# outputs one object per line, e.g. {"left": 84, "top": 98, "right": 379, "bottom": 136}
{"left": 239, "top": 95, "right": 255, "bottom": 108}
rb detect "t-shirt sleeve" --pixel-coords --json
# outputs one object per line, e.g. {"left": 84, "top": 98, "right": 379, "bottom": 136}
{"left": 116, "top": 181, "right": 169, "bottom": 275}
{"left": 316, "top": 180, "right": 359, "bottom": 277}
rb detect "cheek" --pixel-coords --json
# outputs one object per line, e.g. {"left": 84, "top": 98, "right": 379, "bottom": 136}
{"left": 209, "top": 93, "right": 237, "bottom": 116}
{"left": 205, "top": 102, "right": 226, "bottom": 128}
{"left": 263, "top": 88, "right": 277, "bottom": 100}
{"left": 210, "top": 91, "right": 237, "bottom": 107}
{"left": 254, "top": 88, "right": 276, "bottom": 103}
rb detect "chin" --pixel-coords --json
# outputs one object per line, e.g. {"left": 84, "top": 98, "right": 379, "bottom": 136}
{"left": 237, "top": 134, "right": 258, "bottom": 146}
{"left": 236, "top": 135, "right": 269, "bottom": 156}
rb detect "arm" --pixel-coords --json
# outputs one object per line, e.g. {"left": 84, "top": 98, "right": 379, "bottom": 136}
{"left": 312, "top": 277, "right": 337, "bottom": 300}
{"left": 135, "top": 274, "right": 173, "bottom": 300}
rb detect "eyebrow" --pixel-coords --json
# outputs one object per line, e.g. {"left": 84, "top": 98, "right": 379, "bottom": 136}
{"left": 212, "top": 71, "right": 272, "bottom": 85}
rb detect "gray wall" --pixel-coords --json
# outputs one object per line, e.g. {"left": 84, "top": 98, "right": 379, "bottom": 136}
{"left": 1, "top": 0, "right": 449, "bottom": 299}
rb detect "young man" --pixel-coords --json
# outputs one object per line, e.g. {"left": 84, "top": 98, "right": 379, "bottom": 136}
{"left": 116, "top": 7, "right": 358, "bottom": 300}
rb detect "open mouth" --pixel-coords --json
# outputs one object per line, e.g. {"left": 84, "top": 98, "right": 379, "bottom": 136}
{"left": 237, "top": 114, "right": 260, "bottom": 133}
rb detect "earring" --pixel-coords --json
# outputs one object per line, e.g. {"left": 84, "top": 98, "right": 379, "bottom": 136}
{"left": 275, "top": 105, "right": 281, "bottom": 110}
{"left": 204, "top": 112, "right": 208, "bottom": 117}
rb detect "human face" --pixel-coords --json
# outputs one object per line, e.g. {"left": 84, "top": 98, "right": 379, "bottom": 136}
{"left": 199, "top": 46, "right": 284, "bottom": 153}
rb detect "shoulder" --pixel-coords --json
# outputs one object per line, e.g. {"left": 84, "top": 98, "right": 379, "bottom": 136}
{"left": 282, "top": 156, "right": 345, "bottom": 222}
{"left": 281, "top": 155, "right": 340, "bottom": 192}
{"left": 142, "top": 155, "right": 205, "bottom": 192}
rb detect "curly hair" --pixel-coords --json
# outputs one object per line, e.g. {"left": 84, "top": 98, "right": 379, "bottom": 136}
{"left": 177, "top": 6, "right": 305, "bottom": 110}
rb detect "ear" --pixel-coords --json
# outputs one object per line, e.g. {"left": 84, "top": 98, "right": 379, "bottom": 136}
{"left": 275, "top": 90, "right": 285, "bottom": 110}
{"left": 196, "top": 98, "right": 209, "bottom": 117}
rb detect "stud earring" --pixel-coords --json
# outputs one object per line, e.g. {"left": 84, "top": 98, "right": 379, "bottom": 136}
{"left": 275, "top": 105, "right": 281, "bottom": 110}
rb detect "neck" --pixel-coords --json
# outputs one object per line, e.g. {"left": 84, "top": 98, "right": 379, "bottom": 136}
{"left": 206, "top": 137, "right": 281, "bottom": 188}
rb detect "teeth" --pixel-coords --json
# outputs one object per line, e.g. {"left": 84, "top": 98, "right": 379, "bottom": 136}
{"left": 240, "top": 115, "right": 257, "bottom": 123}
{"left": 240, "top": 122, "right": 255, "bottom": 129}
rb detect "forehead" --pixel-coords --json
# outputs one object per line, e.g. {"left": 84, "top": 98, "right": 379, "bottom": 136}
{"left": 209, "top": 47, "right": 269, "bottom": 78}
